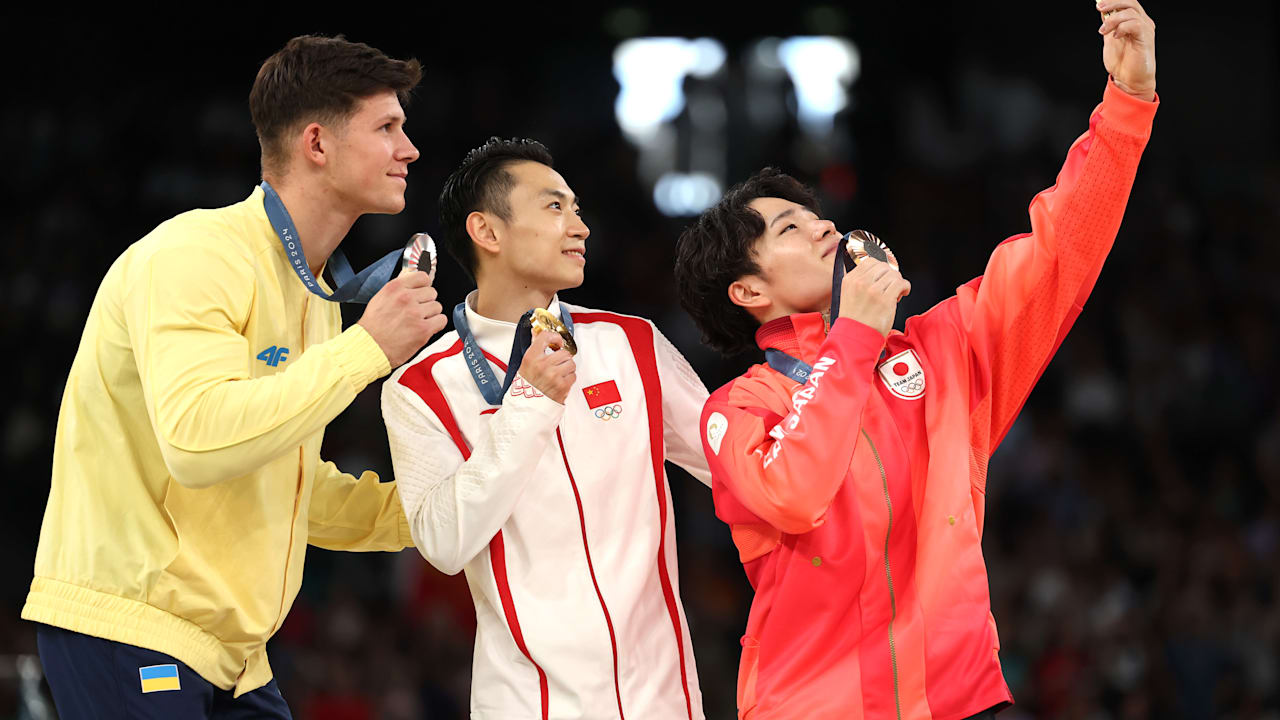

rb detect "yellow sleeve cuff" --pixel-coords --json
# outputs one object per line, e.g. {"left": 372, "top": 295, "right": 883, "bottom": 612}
{"left": 327, "top": 325, "right": 391, "bottom": 392}
{"left": 398, "top": 510, "right": 415, "bottom": 549}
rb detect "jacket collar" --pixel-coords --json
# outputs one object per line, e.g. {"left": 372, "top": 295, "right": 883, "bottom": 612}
{"left": 463, "top": 289, "right": 566, "bottom": 362}
{"left": 754, "top": 312, "right": 830, "bottom": 363}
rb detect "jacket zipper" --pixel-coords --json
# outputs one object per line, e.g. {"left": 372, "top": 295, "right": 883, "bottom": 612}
{"left": 556, "top": 429, "right": 626, "bottom": 719}
{"left": 271, "top": 295, "right": 310, "bottom": 638}
{"left": 863, "top": 429, "right": 902, "bottom": 720}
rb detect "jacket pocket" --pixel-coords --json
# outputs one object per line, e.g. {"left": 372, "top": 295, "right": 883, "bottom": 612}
{"left": 738, "top": 635, "right": 760, "bottom": 719}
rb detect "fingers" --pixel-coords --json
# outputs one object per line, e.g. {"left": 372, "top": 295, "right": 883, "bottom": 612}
{"left": 396, "top": 269, "right": 433, "bottom": 289}
{"left": 528, "top": 330, "right": 564, "bottom": 355}
{"left": 419, "top": 300, "right": 443, "bottom": 320}
{"left": 544, "top": 349, "right": 575, "bottom": 367}
{"left": 1096, "top": 0, "right": 1148, "bottom": 19}
{"left": 845, "top": 258, "right": 890, "bottom": 289}
{"left": 1099, "top": 8, "right": 1141, "bottom": 35}
{"left": 423, "top": 312, "right": 448, "bottom": 337}
{"left": 1103, "top": 17, "right": 1150, "bottom": 41}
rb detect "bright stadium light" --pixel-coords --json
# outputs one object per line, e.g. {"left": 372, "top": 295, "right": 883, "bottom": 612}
{"left": 653, "top": 172, "right": 723, "bottom": 217}
{"left": 777, "top": 37, "right": 860, "bottom": 134}
{"left": 613, "top": 38, "right": 726, "bottom": 144}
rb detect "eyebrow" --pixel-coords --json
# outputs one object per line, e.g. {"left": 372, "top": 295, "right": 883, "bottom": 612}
{"left": 542, "top": 188, "right": 580, "bottom": 207}
{"left": 769, "top": 207, "right": 797, "bottom": 230}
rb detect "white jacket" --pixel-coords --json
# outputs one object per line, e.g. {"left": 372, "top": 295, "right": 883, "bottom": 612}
{"left": 382, "top": 294, "right": 709, "bottom": 720}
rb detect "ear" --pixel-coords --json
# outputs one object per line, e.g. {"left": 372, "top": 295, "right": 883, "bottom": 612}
{"left": 728, "top": 275, "right": 771, "bottom": 312}
{"left": 298, "top": 122, "right": 328, "bottom": 170}
{"left": 466, "top": 211, "right": 501, "bottom": 259}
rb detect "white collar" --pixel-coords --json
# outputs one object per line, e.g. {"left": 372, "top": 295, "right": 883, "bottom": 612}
{"left": 462, "top": 289, "right": 567, "bottom": 362}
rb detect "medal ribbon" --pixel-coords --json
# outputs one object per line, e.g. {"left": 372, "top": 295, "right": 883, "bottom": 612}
{"left": 453, "top": 302, "right": 576, "bottom": 406}
{"left": 261, "top": 181, "right": 401, "bottom": 303}
{"left": 765, "top": 232, "right": 865, "bottom": 383}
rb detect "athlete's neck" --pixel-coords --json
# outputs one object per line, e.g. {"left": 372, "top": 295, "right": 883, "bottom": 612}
{"left": 472, "top": 280, "right": 556, "bottom": 325}
{"left": 267, "top": 176, "right": 359, "bottom": 276}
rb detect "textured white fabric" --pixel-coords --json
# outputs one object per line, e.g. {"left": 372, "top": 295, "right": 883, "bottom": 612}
{"left": 382, "top": 294, "right": 709, "bottom": 719}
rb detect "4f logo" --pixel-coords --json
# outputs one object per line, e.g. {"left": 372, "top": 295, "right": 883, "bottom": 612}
{"left": 257, "top": 346, "right": 290, "bottom": 367}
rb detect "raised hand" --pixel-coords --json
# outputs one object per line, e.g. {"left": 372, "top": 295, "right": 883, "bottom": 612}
{"left": 837, "top": 258, "right": 911, "bottom": 338}
{"left": 1098, "top": 1, "right": 1157, "bottom": 101}
{"left": 357, "top": 270, "right": 447, "bottom": 368}
{"left": 517, "top": 331, "right": 576, "bottom": 404}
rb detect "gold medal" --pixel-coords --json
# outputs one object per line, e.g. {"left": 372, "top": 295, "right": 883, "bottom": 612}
{"left": 530, "top": 308, "right": 577, "bottom": 356}
{"left": 845, "top": 229, "right": 900, "bottom": 271}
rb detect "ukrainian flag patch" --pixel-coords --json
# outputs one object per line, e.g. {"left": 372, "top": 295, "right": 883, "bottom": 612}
{"left": 138, "top": 664, "right": 181, "bottom": 693}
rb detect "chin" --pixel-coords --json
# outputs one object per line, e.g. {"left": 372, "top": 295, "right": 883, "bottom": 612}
{"left": 557, "top": 271, "right": 585, "bottom": 291}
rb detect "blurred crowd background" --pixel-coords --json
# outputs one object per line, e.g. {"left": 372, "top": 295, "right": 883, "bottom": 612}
{"left": 2, "top": 4, "right": 1278, "bottom": 718}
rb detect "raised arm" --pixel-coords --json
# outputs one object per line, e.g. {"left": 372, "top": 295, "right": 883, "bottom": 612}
{"left": 948, "top": 3, "right": 1158, "bottom": 452}
{"left": 125, "top": 240, "right": 391, "bottom": 490}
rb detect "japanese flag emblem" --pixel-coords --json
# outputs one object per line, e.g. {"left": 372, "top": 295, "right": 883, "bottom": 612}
{"left": 877, "top": 349, "right": 926, "bottom": 400}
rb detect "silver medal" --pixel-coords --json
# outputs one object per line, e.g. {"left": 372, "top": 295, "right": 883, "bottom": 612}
{"left": 400, "top": 232, "right": 438, "bottom": 283}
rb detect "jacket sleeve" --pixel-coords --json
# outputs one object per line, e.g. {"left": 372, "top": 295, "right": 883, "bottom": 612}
{"left": 950, "top": 80, "right": 1157, "bottom": 453}
{"left": 381, "top": 370, "right": 564, "bottom": 575}
{"left": 124, "top": 242, "right": 391, "bottom": 490}
{"left": 653, "top": 324, "right": 712, "bottom": 486}
{"left": 308, "top": 461, "right": 414, "bottom": 551}
{"left": 700, "top": 319, "right": 885, "bottom": 534}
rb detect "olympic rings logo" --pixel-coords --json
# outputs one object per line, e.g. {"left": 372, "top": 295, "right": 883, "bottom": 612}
{"left": 905, "top": 380, "right": 924, "bottom": 393}
{"left": 594, "top": 404, "right": 623, "bottom": 421}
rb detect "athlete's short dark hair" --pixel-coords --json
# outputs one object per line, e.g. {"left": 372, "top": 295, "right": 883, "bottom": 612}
{"left": 438, "top": 137, "right": 556, "bottom": 281}
{"left": 674, "top": 167, "right": 821, "bottom": 356}
{"left": 250, "top": 35, "right": 422, "bottom": 177}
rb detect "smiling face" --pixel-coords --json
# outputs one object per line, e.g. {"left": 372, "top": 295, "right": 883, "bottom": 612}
{"left": 322, "top": 90, "right": 420, "bottom": 216}
{"left": 479, "top": 160, "right": 590, "bottom": 295}
{"left": 730, "top": 196, "right": 841, "bottom": 320}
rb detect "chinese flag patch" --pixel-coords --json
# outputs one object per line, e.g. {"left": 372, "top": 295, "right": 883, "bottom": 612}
{"left": 582, "top": 380, "right": 621, "bottom": 409}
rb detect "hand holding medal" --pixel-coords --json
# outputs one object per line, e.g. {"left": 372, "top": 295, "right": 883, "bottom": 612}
{"left": 356, "top": 232, "right": 446, "bottom": 368}
{"left": 829, "top": 229, "right": 910, "bottom": 338}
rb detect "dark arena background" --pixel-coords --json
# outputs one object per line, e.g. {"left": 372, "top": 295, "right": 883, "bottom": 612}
{"left": 3, "top": 4, "right": 1278, "bottom": 718}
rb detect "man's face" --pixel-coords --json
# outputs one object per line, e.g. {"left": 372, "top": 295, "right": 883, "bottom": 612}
{"left": 740, "top": 196, "right": 841, "bottom": 316}
{"left": 324, "top": 90, "right": 419, "bottom": 215}
{"left": 487, "top": 161, "right": 590, "bottom": 293}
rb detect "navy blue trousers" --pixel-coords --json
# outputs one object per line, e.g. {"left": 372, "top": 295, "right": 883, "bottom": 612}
{"left": 36, "top": 624, "right": 292, "bottom": 719}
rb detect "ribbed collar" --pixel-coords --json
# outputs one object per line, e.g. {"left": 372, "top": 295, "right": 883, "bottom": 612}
{"left": 462, "top": 289, "right": 566, "bottom": 362}
{"left": 754, "top": 312, "right": 830, "bottom": 362}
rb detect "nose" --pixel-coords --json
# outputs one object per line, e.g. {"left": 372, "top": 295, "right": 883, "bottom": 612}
{"left": 569, "top": 210, "right": 590, "bottom": 240}
{"left": 812, "top": 218, "right": 837, "bottom": 243}
{"left": 399, "top": 130, "right": 420, "bottom": 164}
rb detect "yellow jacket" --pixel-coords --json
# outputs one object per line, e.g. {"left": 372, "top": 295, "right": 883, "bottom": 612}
{"left": 22, "top": 186, "right": 411, "bottom": 696}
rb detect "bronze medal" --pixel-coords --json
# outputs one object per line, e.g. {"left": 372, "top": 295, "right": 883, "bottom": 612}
{"left": 844, "top": 229, "right": 900, "bottom": 271}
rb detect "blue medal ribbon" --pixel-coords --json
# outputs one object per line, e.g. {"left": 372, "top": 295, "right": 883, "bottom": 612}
{"left": 261, "top": 181, "right": 401, "bottom": 303}
{"left": 453, "top": 301, "right": 575, "bottom": 406}
{"left": 764, "top": 349, "right": 813, "bottom": 384}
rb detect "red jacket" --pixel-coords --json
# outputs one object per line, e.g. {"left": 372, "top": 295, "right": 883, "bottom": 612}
{"left": 700, "top": 81, "right": 1157, "bottom": 719}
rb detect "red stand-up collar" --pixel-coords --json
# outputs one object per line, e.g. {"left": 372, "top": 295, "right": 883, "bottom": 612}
{"left": 754, "top": 313, "right": 830, "bottom": 361}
